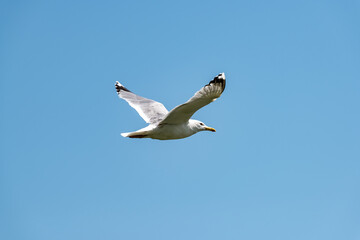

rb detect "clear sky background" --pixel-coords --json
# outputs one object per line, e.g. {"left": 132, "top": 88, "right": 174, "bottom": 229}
{"left": 1, "top": 0, "right": 359, "bottom": 239}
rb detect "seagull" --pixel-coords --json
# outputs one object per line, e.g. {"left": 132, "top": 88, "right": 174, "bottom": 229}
{"left": 115, "top": 73, "right": 226, "bottom": 140}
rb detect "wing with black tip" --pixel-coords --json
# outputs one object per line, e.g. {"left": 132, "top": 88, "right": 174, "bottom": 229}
{"left": 115, "top": 82, "right": 169, "bottom": 124}
{"left": 159, "top": 73, "right": 226, "bottom": 125}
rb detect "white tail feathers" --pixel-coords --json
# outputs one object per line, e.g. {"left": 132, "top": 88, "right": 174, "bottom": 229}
{"left": 121, "top": 132, "right": 131, "bottom": 137}
{"left": 121, "top": 131, "right": 148, "bottom": 138}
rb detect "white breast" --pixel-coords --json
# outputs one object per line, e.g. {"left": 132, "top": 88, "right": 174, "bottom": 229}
{"left": 150, "top": 123, "right": 197, "bottom": 140}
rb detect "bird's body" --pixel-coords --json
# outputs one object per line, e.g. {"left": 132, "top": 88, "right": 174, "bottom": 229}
{"left": 121, "top": 119, "right": 209, "bottom": 140}
{"left": 115, "top": 73, "right": 226, "bottom": 140}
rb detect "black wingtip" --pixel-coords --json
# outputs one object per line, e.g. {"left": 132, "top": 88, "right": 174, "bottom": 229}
{"left": 208, "top": 72, "right": 226, "bottom": 92}
{"left": 115, "top": 81, "right": 131, "bottom": 93}
{"left": 216, "top": 73, "right": 225, "bottom": 80}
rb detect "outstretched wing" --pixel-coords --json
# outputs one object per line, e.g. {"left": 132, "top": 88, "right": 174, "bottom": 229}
{"left": 115, "top": 82, "right": 169, "bottom": 124}
{"left": 159, "top": 73, "right": 226, "bottom": 125}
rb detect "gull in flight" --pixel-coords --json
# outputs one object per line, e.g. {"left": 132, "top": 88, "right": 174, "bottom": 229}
{"left": 115, "top": 73, "right": 226, "bottom": 140}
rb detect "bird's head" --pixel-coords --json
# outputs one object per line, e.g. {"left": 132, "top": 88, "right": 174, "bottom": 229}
{"left": 190, "top": 120, "right": 216, "bottom": 133}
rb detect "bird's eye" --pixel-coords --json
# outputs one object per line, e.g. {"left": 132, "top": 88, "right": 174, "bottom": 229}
{"left": 200, "top": 123, "right": 204, "bottom": 126}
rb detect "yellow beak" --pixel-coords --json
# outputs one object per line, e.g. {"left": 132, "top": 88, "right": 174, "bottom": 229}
{"left": 204, "top": 127, "right": 216, "bottom": 132}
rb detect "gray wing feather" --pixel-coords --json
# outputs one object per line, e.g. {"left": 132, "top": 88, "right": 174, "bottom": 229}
{"left": 115, "top": 82, "right": 168, "bottom": 124}
{"left": 159, "top": 73, "right": 226, "bottom": 125}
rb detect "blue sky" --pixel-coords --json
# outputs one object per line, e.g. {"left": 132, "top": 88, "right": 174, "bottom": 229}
{"left": 1, "top": 0, "right": 359, "bottom": 239}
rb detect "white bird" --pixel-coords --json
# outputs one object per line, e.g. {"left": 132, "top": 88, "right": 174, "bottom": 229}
{"left": 115, "top": 73, "right": 226, "bottom": 140}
